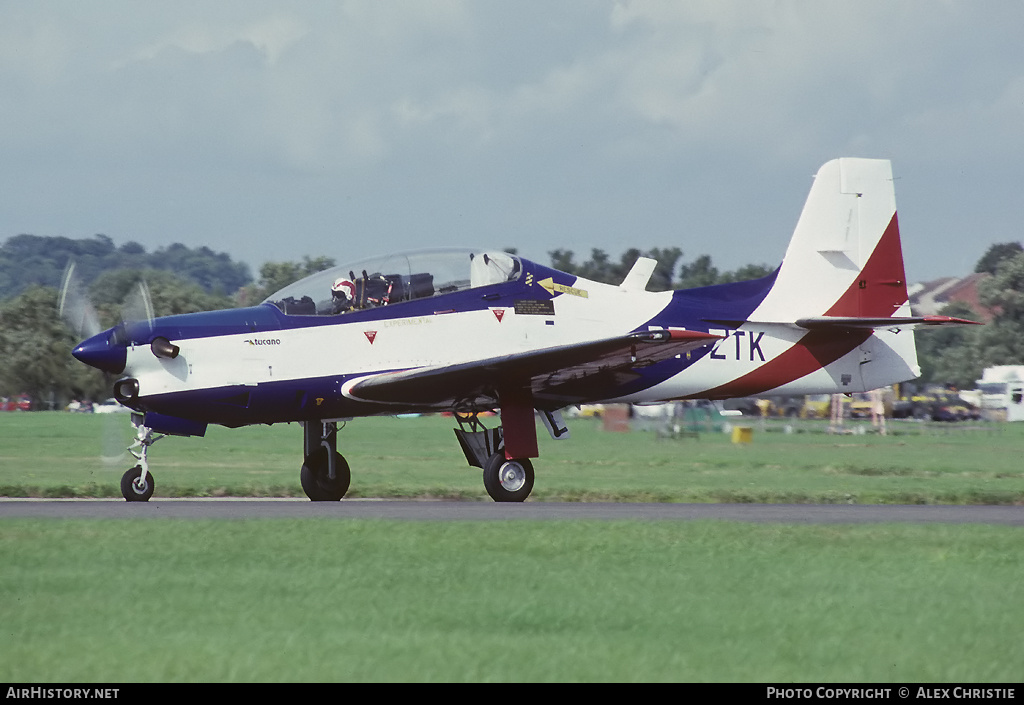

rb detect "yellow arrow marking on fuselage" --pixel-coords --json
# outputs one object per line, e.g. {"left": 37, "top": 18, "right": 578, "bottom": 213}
{"left": 537, "top": 277, "right": 588, "bottom": 298}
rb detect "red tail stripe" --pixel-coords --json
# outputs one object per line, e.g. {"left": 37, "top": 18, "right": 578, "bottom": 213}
{"left": 699, "top": 212, "right": 903, "bottom": 398}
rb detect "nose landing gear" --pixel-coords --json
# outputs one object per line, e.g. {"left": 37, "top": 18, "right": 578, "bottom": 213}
{"left": 121, "top": 413, "right": 164, "bottom": 502}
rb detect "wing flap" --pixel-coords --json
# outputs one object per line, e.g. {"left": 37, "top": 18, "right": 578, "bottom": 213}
{"left": 346, "top": 329, "right": 720, "bottom": 408}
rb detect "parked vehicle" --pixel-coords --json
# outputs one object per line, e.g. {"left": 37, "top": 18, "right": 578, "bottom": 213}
{"left": 0, "top": 395, "right": 31, "bottom": 411}
{"left": 801, "top": 394, "right": 832, "bottom": 419}
{"left": 975, "top": 366, "right": 1024, "bottom": 422}
{"left": 892, "top": 385, "right": 979, "bottom": 421}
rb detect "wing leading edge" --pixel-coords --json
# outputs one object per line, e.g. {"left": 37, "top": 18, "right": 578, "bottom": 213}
{"left": 344, "top": 329, "right": 720, "bottom": 409}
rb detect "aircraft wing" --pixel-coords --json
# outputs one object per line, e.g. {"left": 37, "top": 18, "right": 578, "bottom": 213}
{"left": 345, "top": 329, "right": 720, "bottom": 408}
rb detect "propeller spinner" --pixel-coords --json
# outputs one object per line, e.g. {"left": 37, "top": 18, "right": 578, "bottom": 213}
{"left": 63, "top": 264, "right": 179, "bottom": 374}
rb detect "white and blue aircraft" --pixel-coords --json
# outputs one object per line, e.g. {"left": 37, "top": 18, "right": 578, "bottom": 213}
{"left": 70, "top": 158, "right": 975, "bottom": 502}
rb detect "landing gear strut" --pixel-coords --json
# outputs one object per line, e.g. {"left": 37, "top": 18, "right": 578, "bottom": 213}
{"left": 454, "top": 412, "right": 536, "bottom": 502}
{"left": 301, "top": 421, "right": 351, "bottom": 501}
{"left": 123, "top": 413, "right": 163, "bottom": 502}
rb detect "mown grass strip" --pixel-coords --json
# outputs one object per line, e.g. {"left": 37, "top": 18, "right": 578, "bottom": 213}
{"left": 2, "top": 519, "right": 1022, "bottom": 682}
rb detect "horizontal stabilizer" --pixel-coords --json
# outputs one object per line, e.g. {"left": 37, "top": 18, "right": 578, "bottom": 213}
{"left": 795, "top": 315, "right": 981, "bottom": 331}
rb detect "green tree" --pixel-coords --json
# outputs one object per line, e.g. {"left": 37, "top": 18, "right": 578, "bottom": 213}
{"left": 150, "top": 243, "right": 252, "bottom": 295}
{"left": 676, "top": 255, "right": 720, "bottom": 289}
{"left": 576, "top": 248, "right": 616, "bottom": 284}
{"left": 975, "top": 252, "right": 1024, "bottom": 369}
{"left": 643, "top": 247, "right": 683, "bottom": 291}
{"left": 547, "top": 249, "right": 577, "bottom": 274}
{"left": 0, "top": 234, "right": 253, "bottom": 300}
{"left": 90, "top": 269, "right": 236, "bottom": 324}
{"left": 236, "top": 256, "right": 337, "bottom": 306}
{"left": 0, "top": 286, "right": 106, "bottom": 406}
{"left": 915, "top": 301, "right": 984, "bottom": 388}
{"left": 719, "top": 263, "right": 775, "bottom": 283}
{"left": 975, "top": 242, "right": 1023, "bottom": 275}
{"left": 548, "top": 247, "right": 684, "bottom": 290}
{"left": 0, "top": 234, "right": 117, "bottom": 298}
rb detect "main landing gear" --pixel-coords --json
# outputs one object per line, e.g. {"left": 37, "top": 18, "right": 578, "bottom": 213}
{"left": 454, "top": 412, "right": 537, "bottom": 502}
{"left": 301, "top": 421, "right": 351, "bottom": 501}
{"left": 297, "top": 412, "right": 542, "bottom": 503}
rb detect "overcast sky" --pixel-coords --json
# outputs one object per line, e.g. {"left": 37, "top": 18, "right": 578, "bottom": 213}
{"left": 2, "top": 1, "right": 1021, "bottom": 283}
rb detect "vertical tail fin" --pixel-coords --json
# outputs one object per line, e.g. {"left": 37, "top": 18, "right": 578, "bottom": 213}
{"left": 749, "top": 158, "right": 923, "bottom": 390}
{"left": 752, "top": 158, "right": 910, "bottom": 322}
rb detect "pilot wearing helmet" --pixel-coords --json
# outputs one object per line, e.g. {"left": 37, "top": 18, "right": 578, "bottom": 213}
{"left": 329, "top": 277, "right": 356, "bottom": 314}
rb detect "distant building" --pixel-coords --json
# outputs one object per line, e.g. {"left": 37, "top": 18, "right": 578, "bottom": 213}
{"left": 909, "top": 273, "right": 993, "bottom": 321}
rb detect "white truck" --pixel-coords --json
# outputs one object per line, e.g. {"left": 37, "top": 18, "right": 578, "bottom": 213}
{"left": 975, "top": 366, "right": 1024, "bottom": 422}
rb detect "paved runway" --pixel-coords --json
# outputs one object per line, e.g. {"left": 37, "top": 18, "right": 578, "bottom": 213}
{"left": 1, "top": 499, "right": 1022, "bottom": 524}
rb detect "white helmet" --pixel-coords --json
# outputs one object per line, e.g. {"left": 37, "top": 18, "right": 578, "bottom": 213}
{"left": 332, "top": 277, "right": 355, "bottom": 302}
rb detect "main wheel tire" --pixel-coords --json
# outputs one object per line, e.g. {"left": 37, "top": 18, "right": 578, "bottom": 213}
{"left": 300, "top": 447, "right": 351, "bottom": 501}
{"left": 121, "top": 465, "right": 154, "bottom": 502}
{"left": 483, "top": 453, "right": 534, "bottom": 502}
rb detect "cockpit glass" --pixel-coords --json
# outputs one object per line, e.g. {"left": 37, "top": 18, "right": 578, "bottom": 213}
{"left": 264, "top": 249, "right": 520, "bottom": 316}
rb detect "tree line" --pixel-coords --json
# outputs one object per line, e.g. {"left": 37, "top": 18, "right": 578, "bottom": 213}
{"left": 0, "top": 234, "right": 251, "bottom": 300}
{"left": 546, "top": 247, "right": 774, "bottom": 290}
{"left": 0, "top": 234, "right": 1021, "bottom": 406}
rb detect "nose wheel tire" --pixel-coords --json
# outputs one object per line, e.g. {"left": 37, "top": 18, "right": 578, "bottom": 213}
{"left": 121, "top": 465, "right": 154, "bottom": 502}
{"left": 483, "top": 453, "right": 534, "bottom": 502}
{"left": 301, "top": 446, "right": 351, "bottom": 501}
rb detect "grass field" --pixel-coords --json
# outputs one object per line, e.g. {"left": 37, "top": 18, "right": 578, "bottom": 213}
{"left": 2, "top": 519, "right": 1022, "bottom": 682}
{"left": 1, "top": 411, "right": 1023, "bottom": 504}
{"left": 3, "top": 412, "right": 1023, "bottom": 682}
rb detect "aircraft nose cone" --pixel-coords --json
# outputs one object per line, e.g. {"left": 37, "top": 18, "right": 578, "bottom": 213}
{"left": 72, "top": 330, "right": 127, "bottom": 375}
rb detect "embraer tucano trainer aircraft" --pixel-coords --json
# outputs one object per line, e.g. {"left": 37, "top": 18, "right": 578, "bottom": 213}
{"left": 70, "top": 158, "right": 976, "bottom": 502}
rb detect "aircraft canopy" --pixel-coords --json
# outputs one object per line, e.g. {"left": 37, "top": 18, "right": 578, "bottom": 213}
{"left": 264, "top": 249, "right": 520, "bottom": 316}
